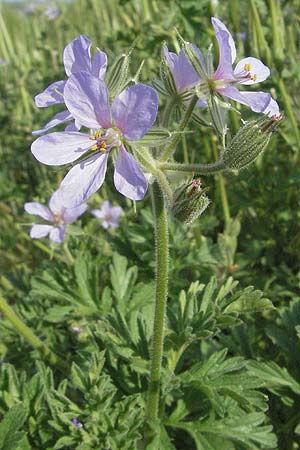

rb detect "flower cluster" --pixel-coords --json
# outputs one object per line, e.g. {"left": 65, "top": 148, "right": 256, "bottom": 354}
{"left": 27, "top": 18, "right": 280, "bottom": 241}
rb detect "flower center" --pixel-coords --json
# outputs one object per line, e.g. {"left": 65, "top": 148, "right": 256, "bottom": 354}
{"left": 89, "top": 128, "right": 122, "bottom": 152}
{"left": 244, "top": 63, "right": 257, "bottom": 81}
{"left": 53, "top": 213, "right": 64, "bottom": 226}
{"left": 104, "top": 213, "right": 112, "bottom": 221}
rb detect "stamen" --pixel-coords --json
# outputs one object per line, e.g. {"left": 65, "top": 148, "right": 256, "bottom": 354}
{"left": 244, "top": 63, "right": 251, "bottom": 71}
{"left": 90, "top": 141, "right": 107, "bottom": 152}
{"left": 251, "top": 74, "right": 257, "bottom": 81}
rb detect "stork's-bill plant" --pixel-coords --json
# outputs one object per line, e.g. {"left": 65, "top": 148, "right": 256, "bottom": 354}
{"left": 26, "top": 16, "right": 281, "bottom": 445}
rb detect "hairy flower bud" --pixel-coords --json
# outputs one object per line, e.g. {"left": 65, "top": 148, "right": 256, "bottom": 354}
{"left": 105, "top": 51, "right": 131, "bottom": 96}
{"left": 171, "top": 179, "right": 210, "bottom": 225}
{"left": 160, "top": 57, "right": 178, "bottom": 96}
{"left": 222, "top": 115, "right": 282, "bottom": 170}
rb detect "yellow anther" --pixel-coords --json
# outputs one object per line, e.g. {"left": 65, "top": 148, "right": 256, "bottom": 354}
{"left": 251, "top": 74, "right": 257, "bottom": 81}
{"left": 244, "top": 63, "right": 251, "bottom": 71}
{"left": 90, "top": 141, "right": 107, "bottom": 152}
{"left": 95, "top": 130, "right": 102, "bottom": 139}
{"left": 99, "top": 142, "right": 107, "bottom": 152}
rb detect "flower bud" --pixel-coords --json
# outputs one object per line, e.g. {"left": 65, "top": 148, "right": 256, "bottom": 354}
{"left": 105, "top": 51, "right": 131, "bottom": 96}
{"left": 222, "top": 115, "right": 282, "bottom": 170}
{"left": 160, "top": 57, "right": 178, "bottom": 96}
{"left": 171, "top": 179, "right": 210, "bottom": 225}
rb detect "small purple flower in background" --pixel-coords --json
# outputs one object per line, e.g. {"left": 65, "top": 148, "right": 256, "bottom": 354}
{"left": 72, "top": 326, "right": 82, "bottom": 333}
{"left": 0, "top": 59, "right": 7, "bottom": 67}
{"left": 236, "top": 31, "right": 247, "bottom": 41}
{"left": 23, "top": 2, "right": 36, "bottom": 15}
{"left": 31, "top": 72, "right": 158, "bottom": 206}
{"left": 44, "top": 5, "right": 60, "bottom": 20}
{"left": 24, "top": 189, "right": 87, "bottom": 243}
{"left": 92, "top": 200, "right": 122, "bottom": 229}
{"left": 33, "top": 35, "right": 107, "bottom": 135}
{"left": 207, "top": 17, "right": 280, "bottom": 117}
{"left": 71, "top": 418, "right": 83, "bottom": 429}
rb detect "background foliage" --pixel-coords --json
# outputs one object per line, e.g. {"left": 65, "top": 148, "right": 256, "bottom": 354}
{"left": 0, "top": 0, "right": 299, "bottom": 448}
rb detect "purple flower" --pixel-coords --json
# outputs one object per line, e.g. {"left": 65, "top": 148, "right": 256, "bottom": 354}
{"left": 71, "top": 418, "right": 83, "bottom": 429}
{"left": 208, "top": 17, "right": 280, "bottom": 117}
{"left": 31, "top": 72, "right": 158, "bottom": 206}
{"left": 236, "top": 31, "right": 247, "bottom": 41}
{"left": 44, "top": 5, "right": 60, "bottom": 20}
{"left": 33, "top": 35, "right": 107, "bottom": 135}
{"left": 163, "top": 44, "right": 200, "bottom": 93}
{"left": 0, "top": 59, "right": 7, "bottom": 66}
{"left": 165, "top": 18, "right": 279, "bottom": 117}
{"left": 91, "top": 200, "right": 122, "bottom": 229}
{"left": 23, "top": 2, "right": 36, "bottom": 15}
{"left": 24, "top": 189, "right": 87, "bottom": 243}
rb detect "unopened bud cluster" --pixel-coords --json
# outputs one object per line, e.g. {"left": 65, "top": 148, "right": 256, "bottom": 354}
{"left": 171, "top": 179, "right": 210, "bottom": 225}
{"left": 222, "top": 115, "right": 281, "bottom": 170}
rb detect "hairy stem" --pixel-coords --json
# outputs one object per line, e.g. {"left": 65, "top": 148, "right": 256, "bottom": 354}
{"left": 146, "top": 182, "right": 169, "bottom": 420}
{"left": 159, "top": 94, "right": 198, "bottom": 162}
{"left": 159, "top": 159, "right": 226, "bottom": 174}
{"left": 0, "top": 294, "right": 69, "bottom": 374}
{"left": 134, "top": 146, "right": 173, "bottom": 204}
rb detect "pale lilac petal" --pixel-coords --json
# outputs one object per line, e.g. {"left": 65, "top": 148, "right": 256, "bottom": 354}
{"left": 30, "top": 224, "right": 53, "bottom": 239}
{"left": 114, "top": 146, "right": 148, "bottom": 200}
{"left": 65, "top": 122, "right": 78, "bottom": 131}
{"left": 91, "top": 208, "right": 105, "bottom": 219}
{"left": 32, "top": 110, "right": 73, "bottom": 136}
{"left": 49, "top": 226, "right": 66, "bottom": 243}
{"left": 196, "top": 99, "right": 207, "bottom": 108}
{"left": 101, "top": 221, "right": 110, "bottom": 229}
{"left": 95, "top": 200, "right": 111, "bottom": 216}
{"left": 263, "top": 97, "right": 281, "bottom": 118}
{"left": 163, "top": 44, "right": 200, "bottom": 92}
{"left": 62, "top": 203, "right": 88, "bottom": 223}
{"left": 65, "top": 119, "right": 81, "bottom": 131}
{"left": 112, "top": 84, "right": 158, "bottom": 141}
{"left": 49, "top": 189, "right": 64, "bottom": 214}
{"left": 64, "top": 72, "right": 111, "bottom": 129}
{"left": 234, "top": 57, "right": 270, "bottom": 85}
{"left": 111, "top": 206, "right": 123, "bottom": 219}
{"left": 63, "top": 35, "right": 92, "bottom": 77}
{"left": 218, "top": 86, "right": 271, "bottom": 113}
{"left": 24, "top": 202, "right": 53, "bottom": 221}
{"left": 35, "top": 80, "right": 65, "bottom": 108}
{"left": 91, "top": 48, "right": 107, "bottom": 79}
{"left": 60, "top": 152, "right": 108, "bottom": 207}
{"left": 213, "top": 30, "right": 235, "bottom": 81}
{"left": 211, "top": 17, "right": 236, "bottom": 63}
{"left": 31, "top": 132, "right": 92, "bottom": 166}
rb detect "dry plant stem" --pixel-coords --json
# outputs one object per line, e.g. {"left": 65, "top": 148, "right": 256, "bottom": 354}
{"left": 146, "top": 182, "right": 169, "bottom": 420}
{"left": 0, "top": 294, "right": 69, "bottom": 374}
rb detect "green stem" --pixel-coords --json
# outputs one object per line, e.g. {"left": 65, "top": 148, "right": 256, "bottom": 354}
{"left": 218, "top": 174, "right": 230, "bottom": 226}
{"left": 133, "top": 146, "right": 173, "bottom": 204}
{"left": 0, "top": 294, "right": 69, "bottom": 374}
{"left": 159, "top": 94, "right": 198, "bottom": 162}
{"left": 211, "top": 144, "right": 230, "bottom": 225}
{"left": 159, "top": 159, "right": 226, "bottom": 174}
{"left": 277, "top": 77, "right": 300, "bottom": 160}
{"left": 146, "top": 182, "right": 169, "bottom": 420}
{"left": 63, "top": 241, "right": 75, "bottom": 266}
